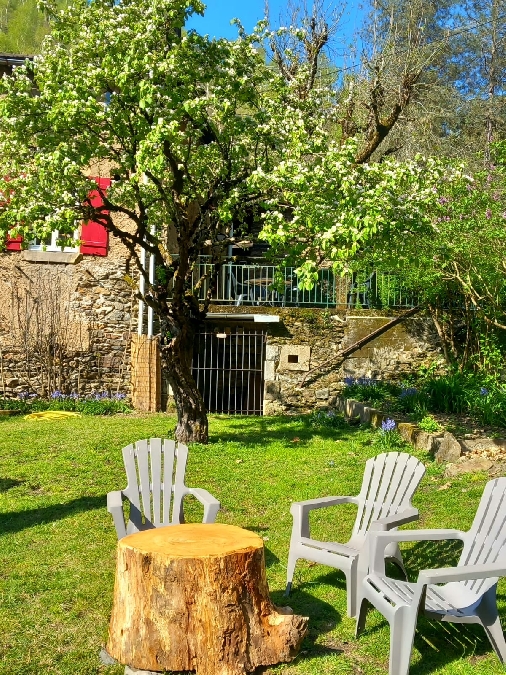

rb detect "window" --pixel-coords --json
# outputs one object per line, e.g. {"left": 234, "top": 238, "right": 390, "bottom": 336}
{"left": 29, "top": 230, "right": 79, "bottom": 252}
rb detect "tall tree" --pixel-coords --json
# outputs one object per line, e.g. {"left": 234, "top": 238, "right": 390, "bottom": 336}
{"left": 360, "top": 0, "right": 506, "bottom": 163}
{"left": 0, "top": 0, "right": 288, "bottom": 443}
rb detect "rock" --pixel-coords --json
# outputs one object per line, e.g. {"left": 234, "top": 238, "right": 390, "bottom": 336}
{"left": 5, "top": 378, "right": 19, "bottom": 388}
{"left": 315, "top": 389, "right": 329, "bottom": 400}
{"left": 413, "top": 430, "right": 442, "bottom": 453}
{"left": 445, "top": 458, "right": 493, "bottom": 477}
{"left": 434, "top": 432, "right": 462, "bottom": 464}
{"left": 98, "top": 648, "right": 118, "bottom": 666}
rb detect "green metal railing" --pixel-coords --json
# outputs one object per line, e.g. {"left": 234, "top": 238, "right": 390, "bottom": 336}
{"left": 170, "top": 257, "right": 419, "bottom": 309}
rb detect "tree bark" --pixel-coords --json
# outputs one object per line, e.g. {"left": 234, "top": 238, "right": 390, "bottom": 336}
{"left": 162, "top": 322, "right": 208, "bottom": 444}
{"left": 107, "top": 524, "right": 308, "bottom": 674}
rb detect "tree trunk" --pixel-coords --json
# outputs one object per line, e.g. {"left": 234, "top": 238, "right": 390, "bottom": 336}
{"left": 107, "top": 524, "right": 308, "bottom": 674}
{"left": 162, "top": 320, "right": 208, "bottom": 444}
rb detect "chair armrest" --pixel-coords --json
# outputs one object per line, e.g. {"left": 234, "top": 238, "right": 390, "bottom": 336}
{"left": 419, "top": 562, "right": 506, "bottom": 585}
{"left": 107, "top": 490, "right": 127, "bottom": 540}
{"left": 369, "top": 529, "right": 465, "bottom": 575}
{"left": 290, "top": 496, "right": 358, "bottom": 539}
{"left": 369, "top": 507, "right": 420, "bottom": 531}
{"left": 187, "top": 487, "right": 220, "bottom": 524}
{"left": 290, "top": 495, "right": 358, "bottom": 515}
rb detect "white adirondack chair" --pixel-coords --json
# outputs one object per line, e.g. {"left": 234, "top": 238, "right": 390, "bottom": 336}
{"left": 286, "top": 452, "right": 426, "bottom": 617}
{"left": 355, "top": 477, "right": 506, "bottom": 675}
{"left": 107, "top": 438, "right": 220, "bottom": 539}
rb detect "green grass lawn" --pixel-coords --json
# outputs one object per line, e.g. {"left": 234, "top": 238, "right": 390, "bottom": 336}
{"left": 0, "top": 413, "right": 503, "bottom": 675}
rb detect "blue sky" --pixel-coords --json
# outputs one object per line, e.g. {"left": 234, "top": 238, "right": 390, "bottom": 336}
{"left": 186, "top": 1, "right": 365, "bottom": 50}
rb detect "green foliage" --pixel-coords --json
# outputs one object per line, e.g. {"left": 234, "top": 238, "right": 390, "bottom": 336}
{"left": 342, "top": 377, "right": 400, "bottom": 405}
{"left": 307, "top": 409, "right": 348, "bottom": 430}
{"left": 0, "top": 0, "right": 57, "bottom": 54}
{"left": 342, "top": 371, "right": 506, "bottom": 429}
{"left": 0, "top": 393, "right": 131, "bottom": 416}
{"left": 417, "top": 415, "right": 443, "bottom": 433}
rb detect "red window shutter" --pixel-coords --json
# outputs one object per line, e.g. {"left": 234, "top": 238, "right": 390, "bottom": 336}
{"left": 6, "top": 233, "right": 23, "bottom": 251}
{"left": 2, "top": 177, "right": 22, "bottom": 251}
{"left": 80, "top": 177, "right": 111, "bottom": 256}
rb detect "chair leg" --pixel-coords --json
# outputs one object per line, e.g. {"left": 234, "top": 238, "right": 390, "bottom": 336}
{"left": 345, "top": 563, "right": 358, "bottom": 618}
{"left": 355, "top": 597, "right": 370, "bottom": 637}
{"left": 285, "top": 548, "right": 299, "bottom": 596}
{"left": 477, "top": 586, "right": 506, "bottom": 664}
{"left": 388, "top": 608, "right": 417, "bottom": 675}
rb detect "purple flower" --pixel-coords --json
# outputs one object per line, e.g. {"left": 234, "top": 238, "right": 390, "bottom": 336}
{"left": 480, "top": 387, "right": 489, "bottom": 396}
{"left": 343, "top": 377, "right": 355, "bottom": 386}
{"left": 18, "top": 391, "right": 30, "bottom": 400}
{"left": 438, "top": 196, "right": 449, "bottom": 205}
{"left": 114, "top": 392, "right": 126, "bottom": 400}
{"left": 486, "top": 209, "right": 492, "bottom": 219}
{"left": 399, "top": 387, "right": 418, "bottom": 399}
{"left": 357, "top": 377, "right": 377, "bottom": 387}
{"left": 51, "top": 390, "right": 63, "bottom": 399}
{"left": 381, "top": 418, "right": 396, "bottom": 433}
{"left": 466, "top": 183, "right": 473, "bottom": 191}
{"left": 69, "top": 392, "right": 79, "bottom": 399}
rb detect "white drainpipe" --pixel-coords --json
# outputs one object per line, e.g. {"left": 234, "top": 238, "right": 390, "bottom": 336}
{"left": 147, "top": 225, "right": 155, "bottom": 338}
{"left": 138, "top": 245, "right": 146, "bottom": 336}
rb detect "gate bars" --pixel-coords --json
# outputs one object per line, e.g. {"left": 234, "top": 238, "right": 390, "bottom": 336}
{"left": 192, "top": 327, "right": 266, "bottom": 415}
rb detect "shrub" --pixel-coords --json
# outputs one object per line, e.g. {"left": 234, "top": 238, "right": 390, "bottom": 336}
{"left": 342, "top": 377, "right": 399, "bottom": 405}
{"left": 417, "top": 415, "right": 442, "bottom": 433}
{"left": 308, "top": 409, "right": 347, "bottom": 430}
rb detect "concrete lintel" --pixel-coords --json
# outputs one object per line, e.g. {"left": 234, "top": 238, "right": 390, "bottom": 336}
{"left": 206, "top": 313, "right": 279, "bottom": 323}
{"left": 22, "top": 250, "right": 83, "bottom": 264}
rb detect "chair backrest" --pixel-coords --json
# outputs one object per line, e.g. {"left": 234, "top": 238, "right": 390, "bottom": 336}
{"left": 458, "top": 478, "right": 506, "bottom": 597}
{"left": 352, "top": 452, "right": 426, "bottom": 538}
{"left": 122, "top": 438, "right": 189, "bottom": 534}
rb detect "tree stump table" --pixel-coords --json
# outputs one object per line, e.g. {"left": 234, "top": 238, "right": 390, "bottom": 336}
{"left": 107, "top": 523, "right": 308, "bottom": 675}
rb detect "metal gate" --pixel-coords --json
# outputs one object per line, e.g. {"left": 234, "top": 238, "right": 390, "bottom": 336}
{"left": 192, "top": 326, "right": 266, "bottom": 415}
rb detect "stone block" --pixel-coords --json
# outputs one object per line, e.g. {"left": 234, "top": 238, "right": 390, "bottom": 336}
{"left": 369, "top": 410, "right": 386, "bottom": 428}
{"left": 265, "top": 345, "right": 280, "bottom": 362}
{"left": 434, "top": 432, "right": 462, "bottom": 464}
{"left": 278, "top": 345, "right": 311, "bottom": 372}
{"left": 264, "top": 360, "right": 276, "bottom": 381}
{"left": 264, "top": 381, "right": 281, "bottom": 401}
{"left": 398, "top": 423, "right": 418, "bottom": 444}
{"left": 315, "top": 388, "right": 329, "bottom": 400}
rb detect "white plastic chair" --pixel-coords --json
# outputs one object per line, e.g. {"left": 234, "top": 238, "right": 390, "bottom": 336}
{"left": 286, "top": 452, "right": 426, "bottom": 617}
{"left": 356, "top": 477, "right": 506, "bottom": 675}
{"left": 107, "top": 438, "right": 220, "bottom": 539}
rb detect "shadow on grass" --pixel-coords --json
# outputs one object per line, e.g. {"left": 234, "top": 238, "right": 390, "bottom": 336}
{"left": 209, "top": 415, "right": 364, "bottom": 447}
{"left": 0, "top": 477, "right": 24, "bottom": 492}
{"left": 267, "top": 587, "right": 342, "bottom": 668}
{"left": 0, "top": 494, "right": 106, "bottom": 535}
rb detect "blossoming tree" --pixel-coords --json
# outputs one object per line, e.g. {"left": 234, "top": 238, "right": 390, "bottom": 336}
{"left": 0, "top": 0, "right": 444, "bottom": 442}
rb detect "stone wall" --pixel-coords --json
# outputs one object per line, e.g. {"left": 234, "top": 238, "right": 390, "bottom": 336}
{"left": 205, "top": 306, "right": 443, "bottom": 415}
{"left": 0, "top": 235, "right": 135, "bottom": 398}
